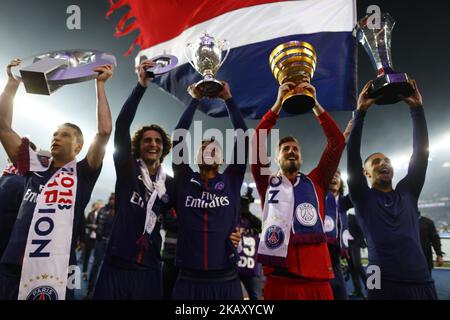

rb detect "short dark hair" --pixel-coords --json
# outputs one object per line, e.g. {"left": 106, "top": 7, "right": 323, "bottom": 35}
{"left": 278, "top": 136, "right": 300, "bottom": 151}
{"left": 131, "top": 125, "right": 172, "bottom": 163}
{"left": 61, "top": 122, "right": 84, "bottom": 144}
{"left": 364, "top": 152, "right": 383, "bottom": 166}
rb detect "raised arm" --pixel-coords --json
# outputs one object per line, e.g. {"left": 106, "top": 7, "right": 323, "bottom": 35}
{"left": 250, "top": 83, "right": 294, "bottom": 205}
{"left": 220, "top": 82, "right": 248, "bottom": 177}
{"left": 172, "top": 84, "right": 200, "bottom": 174}
{"left": 397, "top": 80, "right": 429, "bottom": 198}
{"left": 114, "top": 60, "right": 156, "bottom": 166}
{"left": 302, "top": 83, "right": 345, "bottom": 190}
{"left": 85, "top": 65, "right": 113, "bottom": 171}
{"left": 346, "top": 82, "right": 377, "bottom": 202}
{"left": 0, "top": 59, "right": 24, "bottom": 164}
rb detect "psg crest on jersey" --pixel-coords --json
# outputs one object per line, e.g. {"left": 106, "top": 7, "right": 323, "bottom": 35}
{"left": 214, "top": 181, "right": 225, "bottom": 191}
{"left": 26, "top": 286, "right": 58, "bottom": 300}
{"left": 264, "top": 225, "right": 284, "bottom": 249}
{"left": 161, "top": 193, "right": 169, "bottom": 204}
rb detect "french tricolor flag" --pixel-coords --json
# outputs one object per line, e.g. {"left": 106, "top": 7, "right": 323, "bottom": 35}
{"left": 107, "top": 0, "right": 357, "bottom": 118}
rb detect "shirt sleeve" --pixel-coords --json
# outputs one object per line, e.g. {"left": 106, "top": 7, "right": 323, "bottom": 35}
{"left": 114, "top": 83, "right": 147, "bottom": 170}
{"left": 77, "top": 158, "right": 102, "bottom": 188}
{"left": 346, "top": 110, "right": 370, "bottom": 204}
{"left": 172, "top": 99, "right": 199, "bottom": 177}
{"left": 250, "top": 109, "right": 278, "bottom": 206}
{"left": 308, "top": 112, "right": 346, "bottom": 191}
{"left": 223, "top": 98, "right": 249, "bottom": 180}
{"left": 397, "top": 107, "right": 429, "bottom": 199}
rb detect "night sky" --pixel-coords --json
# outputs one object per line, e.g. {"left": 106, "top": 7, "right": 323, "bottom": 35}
{"left": 0, "top": 0, "right": 449, "bottom": 207}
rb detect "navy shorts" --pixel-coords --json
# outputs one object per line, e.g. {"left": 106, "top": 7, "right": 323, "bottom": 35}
{"left": 0, "top": 264, "right": 20, "bottom": 300}
{"left": 368, "top": 279, "right": 438, "bottom": 300}
{"left": 172, "top": 268, "right": 243, "bottom": 300}
{"left": 93, "top": 260, "right": 162, "bottom": 300}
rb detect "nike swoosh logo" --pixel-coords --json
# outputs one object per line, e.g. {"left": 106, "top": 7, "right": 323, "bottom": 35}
{"left": 33, "top": 172, "right": 44, "bottom": 178}
{"left": 190, "top": 178, "right": 201, "bottom": 186}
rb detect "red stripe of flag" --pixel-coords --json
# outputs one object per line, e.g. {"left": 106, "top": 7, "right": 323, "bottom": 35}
{"left": 108, "top": 0, "right": 288, "bottom": 53}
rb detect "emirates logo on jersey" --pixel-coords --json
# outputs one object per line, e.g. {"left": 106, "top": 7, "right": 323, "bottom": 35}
{"left": 185, "top": 191, "right": 230, "bottom": 209}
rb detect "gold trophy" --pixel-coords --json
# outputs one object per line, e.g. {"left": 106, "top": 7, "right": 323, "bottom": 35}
{"left": 269, "top": 41, "right": 317, "bottom": 114}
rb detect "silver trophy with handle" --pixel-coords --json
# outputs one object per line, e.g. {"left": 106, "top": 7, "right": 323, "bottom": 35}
{"left": 185, "top": 33, "right": 230, "bottom": 97}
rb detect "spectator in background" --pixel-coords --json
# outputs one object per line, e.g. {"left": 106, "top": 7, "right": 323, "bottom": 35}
{"left": 161, "top": 208, "right": 178, "bottom": 300}
{"left": 347, "top": 212, "right": 367, "bottom": 299}
{"left": 86, "top": 193, "right": 116, "bottom": 299}
{"left": 81, "top": 200, "right": 104, "bottom": 280}
{"left": 237, "top": 187, "right": 263, "bottom": 300}
{"left": 419, "top": 215, "right": 445, "bottom": 274}
{"left": 324, "top": 170, "right": 352, "bottom": 300}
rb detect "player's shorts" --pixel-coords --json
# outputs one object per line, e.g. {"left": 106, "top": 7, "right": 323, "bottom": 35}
{"left": 367, "top": 279, "right": 437, "bottom": 300}
{"left": 93, "top": 259, "right": 162, "bottom": 300}
{"left": 172, "top": 267, "right": 243, "bottom": 300}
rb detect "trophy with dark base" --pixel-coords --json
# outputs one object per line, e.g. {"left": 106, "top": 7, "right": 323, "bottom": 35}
{"left": 269, "top": 41, "right": 318, "bottom": 114}
{"left": 11, "top": 50, "right": 117, "bottom": 95}
{"left": 357, "top": 12, "right": 414, "bottom": 105}
{"left": 185, "top": 33, "right": 230, "bottom": 98}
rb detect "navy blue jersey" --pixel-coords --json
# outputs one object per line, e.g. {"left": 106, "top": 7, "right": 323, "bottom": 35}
{"left": 0, "top": 174, "right": 25, "bottom": 258}
{"left": 347, "top": 107, "right": 431, "bottom": 283}
{"left": 172, "top": 98, "right": 248, "bottom": 271}
{"left": 106, "top": 83, "right": 174, "bottom": 270}
{"left": 1, "top": 158, "right": 101, "bottom": 268}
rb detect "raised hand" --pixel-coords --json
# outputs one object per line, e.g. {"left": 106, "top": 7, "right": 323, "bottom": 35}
{"left": 136, "top": 59, "right": 156, "bottom": 87}
{"left": 271, "top": 82, "right": 296, "bottom": 114}
{"left": 399, "top": 79, "right": 423, "bottom": 108}
{"left": 6, "top": 58, "right": 22, "bottom": 86}
{"left": 187, "top": 83, "right": 203, "bottom": 100}
{"left": 357, "top": 81, "right": 378, "bottom": 111}
{"left": 217, "top": 81, "right": 232, "bottom": 101}
{"left": 94, "top": 64, "right": 113, "bottom": 83}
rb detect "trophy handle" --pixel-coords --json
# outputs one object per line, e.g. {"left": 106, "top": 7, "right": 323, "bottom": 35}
{"left": 218, "top": 40, "right": 231, "bottom": 69}
{"left": 184, "top": 43, "right": 198, "bottom": 71}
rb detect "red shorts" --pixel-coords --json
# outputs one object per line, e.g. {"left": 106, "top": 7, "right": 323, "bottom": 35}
{"left": 263, "top": 274, "right": 334, "bottom": 300}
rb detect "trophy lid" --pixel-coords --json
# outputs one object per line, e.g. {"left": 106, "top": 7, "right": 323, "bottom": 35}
{"left": 269, "top": 41, "right": 316, "bottom": 64}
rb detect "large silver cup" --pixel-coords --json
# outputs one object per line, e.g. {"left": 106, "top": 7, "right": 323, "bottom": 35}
{"left": 357, "top": 12, "right": 414, "bottom": 105}
{"left": 185, "top": 33, "right": 230, "bottom": 97}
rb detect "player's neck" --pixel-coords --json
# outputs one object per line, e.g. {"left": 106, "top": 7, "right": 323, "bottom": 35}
{"left": 145, "top": 160, "right": 160, "bottom": 175}
{"left": 200, "top": 168, "right": 218, "bottom": 181}
{"left": 372, "top": 181, "right": 393, "bottom": 193}
{"left": 281, "top": 169, "right": 297, "bottom": 182}
{"left": 52, "top": 156, "right": 75, "bottom": 168}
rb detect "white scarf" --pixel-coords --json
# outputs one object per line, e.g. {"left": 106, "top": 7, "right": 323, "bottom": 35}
{"left": 137, "top": 159, "right": 166, "bottom": 235}
{"left": 18, "top": 148, "right": 77, "bottom": 300}
{"left": 258, "top": 173, "right": 295, "bottom": 260}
